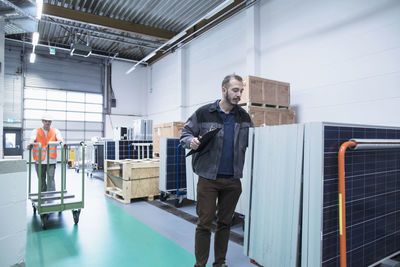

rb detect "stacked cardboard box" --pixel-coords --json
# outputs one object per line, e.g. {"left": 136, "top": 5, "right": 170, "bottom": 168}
{"left": 152, "top": 122, "right": 185, "bottom": 156}
{"left": 240, "top": 76, "right": 295, "bottom": 127}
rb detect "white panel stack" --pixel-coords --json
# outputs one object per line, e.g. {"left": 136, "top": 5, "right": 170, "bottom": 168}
{"left": 159, "top": 138, "right": 168, "bottom": 192}
{"left": 0, "top": 159, "right": 27, "bottom": 267}
{"left": 301, "top": 122, "right": 324, "bottom": 267}
{"left": 243, "top": 124, "right": 304, "bottom": 267}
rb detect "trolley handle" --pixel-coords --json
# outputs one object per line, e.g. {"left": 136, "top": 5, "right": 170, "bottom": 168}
{"left": 28, "top": 141, "right": 62, "bottom": 149}
{"left": 48, "top": 141, "right": 61, "bottom": 145}
{"left": 27, "top": 142, "right": 42, "bottom": 150}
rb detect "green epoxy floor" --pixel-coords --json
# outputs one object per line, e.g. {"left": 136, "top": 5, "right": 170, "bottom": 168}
{"left": 26, "top": 198, "right": 196, "bottom": 267}
{"left": 25, "top": 167, "right": 197, "bottom": 267}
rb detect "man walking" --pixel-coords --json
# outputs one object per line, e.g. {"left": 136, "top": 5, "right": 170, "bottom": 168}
{"left": 180, "top": 74, "right": 253, "bottom": 267}
{"left": 27, "top": 113, "right": 64, "bottom": 192}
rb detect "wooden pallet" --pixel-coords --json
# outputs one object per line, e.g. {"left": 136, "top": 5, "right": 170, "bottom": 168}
{"left": 105, "top": 186, "right": 155, "bottom": 204}
{"left": 104, "top": 159, "right": 160, "bottom": 204}
{"left": 239, "top": 102, "right": 289, "bottom": 109}
{"left": 242, "top": 105, "right": 295, "bottom": 127}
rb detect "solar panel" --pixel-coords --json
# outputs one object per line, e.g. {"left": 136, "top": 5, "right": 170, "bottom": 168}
{"left": 244, "top": 122, "right": 400, "bottom": 267}
{"left": 105, "top": 140, "right": 153, "bottom": 160}
{"left": 321, "top": 124, "right": 400, "bottom": 267}
{"left": 105, "top": 140, "right": 115, "bottom": 160}
{"left": 159, "top": 138, "right": 186, "bottom": 192}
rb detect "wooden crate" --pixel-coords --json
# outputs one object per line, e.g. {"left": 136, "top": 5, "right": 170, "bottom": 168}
{"left": 104, "top": 159, "right": 160, "bottom": 203}
{"left": 244, "top": 105, "right": 295, "bottom": 127}
{"left": 152, "top": 122, "right": 185, "bottom": 156}
{"left": 240, "top": 76, "right": 290, "bottom": 107}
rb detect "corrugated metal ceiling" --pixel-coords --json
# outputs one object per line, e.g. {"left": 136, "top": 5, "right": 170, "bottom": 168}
{"left": 3, "top": 0, "right": 251, "bottom": 62}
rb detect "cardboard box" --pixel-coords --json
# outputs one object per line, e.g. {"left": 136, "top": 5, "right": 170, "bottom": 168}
{"left": 152, "top": 122, "right": 185, "bottom": 155}
{"left": 240, "top": 76, "right": 290, "bottom": 107}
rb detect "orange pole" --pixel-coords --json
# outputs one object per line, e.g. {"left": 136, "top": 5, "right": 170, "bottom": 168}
{"left": 338, "top": 141, "right": 356, "bottom": 267}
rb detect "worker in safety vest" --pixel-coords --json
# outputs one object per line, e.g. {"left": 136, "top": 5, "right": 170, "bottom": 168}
{"left": 27, "top": 113, "right": 64, "bottom": 192}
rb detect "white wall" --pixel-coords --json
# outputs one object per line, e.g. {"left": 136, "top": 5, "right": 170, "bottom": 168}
{"left": 147, "top": 10, "right": 248, "bottom": 122}
{"left": 184, "top": 11, "right": 248, "bottom": 117}
{"left": 258, "top": 0, "right": 400, "bottom": 126}
{"left": 142, "top": 0, "right": 400, "bottom": 127}
{"left": 111, "top": 61, "right": 147, "bottom": 116}
{"left": 106, "top": 61, "right": 148, "bottom": 138}
{"left": 0, "top": 20, "right": 5, "bottom": 158}
{"left": 146, "top": 51, "right": 183, "bottom": 123}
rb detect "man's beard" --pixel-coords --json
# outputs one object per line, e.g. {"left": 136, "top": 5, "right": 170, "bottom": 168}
{"left": 225, "top": 91, "right": 240, "bottom": 106}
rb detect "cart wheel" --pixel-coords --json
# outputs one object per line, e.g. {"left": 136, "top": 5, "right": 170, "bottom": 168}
{"left": 72, "top": 209, "right": 81, "bottom": 224}
{"left": 40, "top": 214, "right": 49, "bottom": 230}
{"left": 174, "top": 196, "right": 184, "bottom": 208}
{"left": 160, "top": 192, "right": 168, "bottom": 202}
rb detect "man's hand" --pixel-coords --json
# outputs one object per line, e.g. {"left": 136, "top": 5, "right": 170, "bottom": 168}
{"left": 190, "top": 136, "right": 202, "bottom": 150}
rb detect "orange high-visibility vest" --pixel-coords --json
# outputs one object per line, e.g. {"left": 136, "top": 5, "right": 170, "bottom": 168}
{"left": 32, "top": 128, "right": 58, "bottom": 161}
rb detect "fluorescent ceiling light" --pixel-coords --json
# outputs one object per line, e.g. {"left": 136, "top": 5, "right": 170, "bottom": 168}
{"left": 126, "top": 64, "right": 137, "bottom": 74}
{"left": 32, "top": 32, "right": 39, "bottom": 46}
{"left": 204, "top": 0, "right": 234, "bottom": 19}
{"left": 143, "top": 52, "right": 156, "bottom": 62}
{"left": 36, "top": 0, "right": 43, "bottom": 19}
{"left": 166, "top": 31, "right": 187, "bottom": 45}
{"left": 30, "top": 53, "right": 36, "bottom": 63}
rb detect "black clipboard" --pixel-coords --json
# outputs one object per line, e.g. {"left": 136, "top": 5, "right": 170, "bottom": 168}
{"left": 186, "top": 128, "right": 221, "bottom": 157}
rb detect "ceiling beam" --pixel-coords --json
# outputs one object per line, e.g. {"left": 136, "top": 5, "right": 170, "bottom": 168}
{"left": 42, "top": 18, "right": 163, "bottom": 46}
{"left": 42, "top": 3, "right": 177, "bottom": 40}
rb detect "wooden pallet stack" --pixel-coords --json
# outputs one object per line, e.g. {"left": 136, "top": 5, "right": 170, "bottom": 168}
{"left": 104, "top": 159, "right": 160, "bottom": 204}
{"left": 152, "top": 122, "right": 185, "bottom": 157}
{"left": 240, "top": 76, "right": 295, "bottom": 127}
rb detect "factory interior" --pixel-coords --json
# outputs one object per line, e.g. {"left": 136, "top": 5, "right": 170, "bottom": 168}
{"left": 0, "top": 0, "right": 400, "bottom": 267}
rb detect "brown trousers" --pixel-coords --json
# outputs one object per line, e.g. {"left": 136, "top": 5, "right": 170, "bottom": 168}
{"left": 194, "top": 177, "right": 242, "bottom": 267}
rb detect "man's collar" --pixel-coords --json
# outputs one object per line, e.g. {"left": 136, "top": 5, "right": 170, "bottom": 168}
{"left": 216, "top": 99, "right": 236, "bottom": 114}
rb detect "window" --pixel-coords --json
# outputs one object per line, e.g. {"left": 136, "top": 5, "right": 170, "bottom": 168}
{"left": 24, "top": 88, "right": 103, "bottom": 122}
{"left": 24, "top": 88, "right": 103, "bottom": 143}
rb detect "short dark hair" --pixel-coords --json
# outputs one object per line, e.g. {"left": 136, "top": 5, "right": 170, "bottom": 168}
{"left": 222, "top": 74, "right": 243, "bottom": 89}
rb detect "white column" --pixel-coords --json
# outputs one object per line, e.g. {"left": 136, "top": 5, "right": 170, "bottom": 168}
{"left": 178, "top": 48, "right": 188, "bottom": 121}
{"left": 0, "top": 19, "right": 5, "bottom": 159}
{"left": 245, "top": 1, "right": 261, "bottom": 76}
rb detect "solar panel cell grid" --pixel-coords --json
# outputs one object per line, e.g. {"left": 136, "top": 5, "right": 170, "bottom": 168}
{"left": 322, "top": 125, "right": 400, "bottom": 267}
{"left": 165, "top": 139, "right": 186, "bottom": 191}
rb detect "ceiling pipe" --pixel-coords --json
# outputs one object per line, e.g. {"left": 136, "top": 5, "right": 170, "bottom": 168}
{"left": 164, "top": 0, "right": 255, "bottom": 54}
{"left": 73, "top": 32, "right": 163, "bottom": 51}
{"left": 6, "top": 37, "right": 143, "bottom": 64}
{"left": 126, "top": 0, "right": 253, "bottom": 74}
{"left": 0, "top": 0, "right": 38, "bottom": 21}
